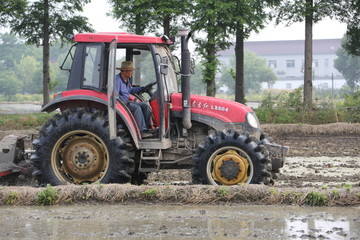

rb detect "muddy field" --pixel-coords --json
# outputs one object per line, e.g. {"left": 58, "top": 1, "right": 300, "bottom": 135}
{"left": 148, "top": 123, "right": 360, "bottom": 189}
{"left": 1, "top": 123, "right": 359, "bottom": 189}
{"left": 0, "top": 123, "right": 359, "bottom": 239}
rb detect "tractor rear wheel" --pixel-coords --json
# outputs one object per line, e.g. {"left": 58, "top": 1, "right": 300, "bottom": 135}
{"left": 31, "top": 108, "right": 134, "bottom": 185}
{"left": 192, "top": 129, "right": 272, "bottom": 185}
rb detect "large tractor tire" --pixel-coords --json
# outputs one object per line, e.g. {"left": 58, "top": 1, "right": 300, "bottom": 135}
{"left": 192, "top": 129, "right": 272, "bottom": 185}
{"left": 116, "top": 123, "right": 148, "bottom": 185}
{"left": 31, "top": 108, "right": 135, "bottom": 185}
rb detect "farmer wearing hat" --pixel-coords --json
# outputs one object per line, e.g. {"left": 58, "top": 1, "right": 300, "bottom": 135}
{"left": 116, "top": 61, "right": 153, "bottom": 138}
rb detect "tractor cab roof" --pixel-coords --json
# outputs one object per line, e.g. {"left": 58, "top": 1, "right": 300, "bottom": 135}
{"left": 74, "top": 32, "right": 173, "bottom": 45}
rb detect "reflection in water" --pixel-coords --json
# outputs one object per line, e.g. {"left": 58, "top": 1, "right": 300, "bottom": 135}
{"left": 0, "top": 205, "right": 359, "bottom": 240}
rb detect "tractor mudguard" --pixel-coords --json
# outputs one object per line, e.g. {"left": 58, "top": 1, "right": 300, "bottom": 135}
{"left": 41, "top": 90, "right": 142, "bottom": 148}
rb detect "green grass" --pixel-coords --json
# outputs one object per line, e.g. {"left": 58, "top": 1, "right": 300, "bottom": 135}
{"left": 36, "top": 185, "right": 59, "bottom": 206}
{"left": 142, "top": 188, "right": 158, "bottom": 198}
{"left": 305, "top": 191, "right": 328, "bottom": 206}
{"left": 0, "top": 113, "right": 54, "bottom": 130}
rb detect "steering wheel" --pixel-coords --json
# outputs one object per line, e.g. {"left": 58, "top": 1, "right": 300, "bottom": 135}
{"left": 140, "top": 81, "right": 157, "bottom": 94}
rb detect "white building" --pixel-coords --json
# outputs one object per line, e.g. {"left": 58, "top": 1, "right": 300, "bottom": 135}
{"left": 218, "top": 39, "right": 346, "bottom": 90}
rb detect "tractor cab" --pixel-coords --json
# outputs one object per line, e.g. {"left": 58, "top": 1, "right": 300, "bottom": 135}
{"left": 56, "top": 33, "right": 180, "bottom": 146}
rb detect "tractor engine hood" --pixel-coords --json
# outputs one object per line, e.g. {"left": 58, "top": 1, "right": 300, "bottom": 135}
{"left": 171, "top": 93, "right": 260, "bottom": 132}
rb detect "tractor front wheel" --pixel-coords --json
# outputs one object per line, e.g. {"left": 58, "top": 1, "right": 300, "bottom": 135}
{"left": 192, "top": 129, "right": 272, "bottom": 185}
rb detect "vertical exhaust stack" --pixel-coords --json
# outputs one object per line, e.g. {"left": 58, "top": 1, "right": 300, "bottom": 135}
{"left": 178, "top": 28, "right": 192, "bottom": 130}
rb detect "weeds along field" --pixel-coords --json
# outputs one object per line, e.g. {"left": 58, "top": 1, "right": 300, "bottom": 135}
{"left": 0, "top": 184, "right": 359, "bottom": 207}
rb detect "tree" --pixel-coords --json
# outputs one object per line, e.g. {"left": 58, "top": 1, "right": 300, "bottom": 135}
{"left": 337, "top": 1, "right": 360, "bottom": 56}
{"left": 274, "top": 0, "right": 338, "bottom": 109}
{"left": 190, "top": 0, "right": 234, "bottom": 97}
{"left": 224, "top": 0, "right": 278, "bottom": 104}
{"left": 0, "top": 0, "right": 27, "bottom": 27}
{"left": 149, "top": 0, "right": 190, "bottom": 37}
{"left": 0, "top": 70, "right": 22, "bottom": 100}
{"left": 109, "top": 0, "right": 190, "bottom": 38}
{"left": 16, "top": 55, "right": 41, "bottom": 94}
{"left": 219, "top": 51, "right": 277, "bottom": 95}
{"left": 190, "top": 62, "right": 207, "bottom": 95}
{"left": 343, "top": 25, "right": 360, "bottom": 56}
{"left": 0, "top": 33, "right": 41, "bottom": 70}
{"left": 108, "top": 0, "right": 153, "bottom": 35}
{"left": 334, "top": 41, "right": 360, "bottom": 92}
{"left": 10, "top": 0, "right": 93, "bottom": 104}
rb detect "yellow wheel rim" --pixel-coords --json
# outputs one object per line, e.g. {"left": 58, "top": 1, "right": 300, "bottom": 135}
{"left": 51, "top": 130, "right": 109, "bottom": 184}
{"left": 206, "top": 147, "right": 253, "bottom": 185}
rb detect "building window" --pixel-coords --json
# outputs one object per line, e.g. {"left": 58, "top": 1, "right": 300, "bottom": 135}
{"left": 286, "top": 83, "right": 292, "bottom": 89}
{"left": 314, "top": 59, "right": 319, "bottom": 67}
{"left": 268, "top": 60, "right": 277, "bottom": 69}
{"left": 286, "top": 60, "right": 295, "bottom": 68}
{"left": 324, "top": 59, "right": 329, "bottom": 67}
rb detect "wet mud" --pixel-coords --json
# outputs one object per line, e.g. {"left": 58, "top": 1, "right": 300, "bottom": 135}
{"left": 0, "top": 204, "right": 359, "bottom": 240}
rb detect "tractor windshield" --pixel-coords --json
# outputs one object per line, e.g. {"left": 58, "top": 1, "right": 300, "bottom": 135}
{"left": 154, "top": 45, "right": 178, "bottom": 95}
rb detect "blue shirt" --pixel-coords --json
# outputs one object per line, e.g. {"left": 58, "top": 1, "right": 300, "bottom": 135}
{"left": 115, "top": 74, "right": 142, "bottom": 102}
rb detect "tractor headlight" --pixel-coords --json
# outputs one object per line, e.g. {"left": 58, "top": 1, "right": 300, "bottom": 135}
{"left": 246, "top": 112, "right": 259, "bottom": 129}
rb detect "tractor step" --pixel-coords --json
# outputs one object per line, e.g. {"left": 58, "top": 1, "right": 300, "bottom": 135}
{"left": 139, "top": 149, "right": 162, "bottom": 172}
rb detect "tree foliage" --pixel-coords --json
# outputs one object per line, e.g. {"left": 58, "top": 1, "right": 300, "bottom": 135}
{"left": 109, "top": 0, "right": 189, "bottom": 37}
{"left": 108, "top": 0, "right": 153, "bottom": 35}
{"left": 334, "top": 40, "right": 360, "bottom": 92}
{"left": 343, "top": 25, "right": 360, "bottom": 56}
{"left": 0, "top": 0, "right": 27, "bottom": 26}
{"left": 337, "top": 1, "right": 360, "bottom": 56}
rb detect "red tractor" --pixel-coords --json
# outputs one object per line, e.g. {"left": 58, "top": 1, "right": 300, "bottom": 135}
{"left": 1, "top": 30, "right": 288, "bottom": 186}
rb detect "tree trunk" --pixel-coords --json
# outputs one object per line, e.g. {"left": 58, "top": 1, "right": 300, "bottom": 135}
{"left": 235, "top": 25, "right": 245, "bottom": 103}
{"left": 42, "top": 0, "right": 50, "bottom": 105}
{"left": 205, "top": 46, "right": 217, "bottom": 97}
{"left": 163, "top": 15, "right": 170, "bottom": 36}
{"left": 304, "top": 0, "right": 313, "bottom": 110}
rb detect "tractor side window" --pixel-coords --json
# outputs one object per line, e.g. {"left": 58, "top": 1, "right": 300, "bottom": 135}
{"left": 83, "top": 44, "right": 102, "bottom": 89}
{"left": 116, "top": 46, "right": 157, "bottom": 99}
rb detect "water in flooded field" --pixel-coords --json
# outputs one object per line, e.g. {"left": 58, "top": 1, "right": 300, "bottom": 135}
{"left": 0, "top": 204, "right": 359, "bottom": 240}
{"left": 0, "top": 103, "right": 42, "bottom": 114}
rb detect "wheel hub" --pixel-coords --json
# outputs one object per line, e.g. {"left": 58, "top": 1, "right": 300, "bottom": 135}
{"left": 60, "top": 136, "right": 107, "bottom": 184}
{"left": 212, "top": 150, "right": 249, "bottom": 185}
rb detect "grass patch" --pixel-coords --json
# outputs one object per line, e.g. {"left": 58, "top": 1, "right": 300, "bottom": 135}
{"left": 37, "top": 185, "right": 59, "bottom": 206}
{"left": 4, "top": 192, "right": 18, "bottom": 205}
{"left": 305, "top": 191, "right": 328, "bottom": 206}
{"left": 0, "top": 113, "right": 54, "bottom": 130}
{"left": 217, "top": 187, "right": 230, "bottom": 197}
{"left": 142, "top": 188, "right": 158, "bottom": 198}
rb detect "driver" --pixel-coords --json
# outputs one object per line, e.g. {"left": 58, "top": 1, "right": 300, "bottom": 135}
{"left": 116, "top": 61, "right": 153, "bottom": 138}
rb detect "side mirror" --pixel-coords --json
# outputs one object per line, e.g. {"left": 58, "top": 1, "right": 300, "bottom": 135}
{"left": 190, "top": 58, "right": 195, "bottom": 74}
{"left": 160, "top": 56, "right": 169, "bottom": 75}
{"left": 173, "top": 56, "right": 181, "bottom": 74}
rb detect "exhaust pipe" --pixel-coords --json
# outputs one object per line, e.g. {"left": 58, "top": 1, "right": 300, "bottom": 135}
{"left": 178, "top": 29, "right": 192, "bottom": 130}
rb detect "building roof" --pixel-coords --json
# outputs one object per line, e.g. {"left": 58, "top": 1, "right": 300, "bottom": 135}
{"left": 219, "top": 39, "right": 341, "bottom": 56}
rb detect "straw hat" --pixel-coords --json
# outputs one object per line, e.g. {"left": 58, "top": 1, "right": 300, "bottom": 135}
{"left": 116, "top": 61, "right": 139, "bottom": 71}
